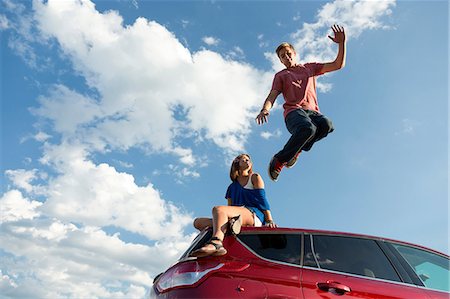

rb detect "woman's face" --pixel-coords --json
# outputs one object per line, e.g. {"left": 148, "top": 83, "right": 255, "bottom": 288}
{"left": 238, "top": 155, "right": 252, "bottom": 171}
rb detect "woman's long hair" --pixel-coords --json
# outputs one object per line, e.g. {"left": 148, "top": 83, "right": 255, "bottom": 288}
{"left": 229, "top": 153, "right": 253, "bottom": 181}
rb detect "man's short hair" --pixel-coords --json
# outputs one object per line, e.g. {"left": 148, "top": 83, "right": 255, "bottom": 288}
{"left": 276, "top": 42, "right": 295, "bottom": 57}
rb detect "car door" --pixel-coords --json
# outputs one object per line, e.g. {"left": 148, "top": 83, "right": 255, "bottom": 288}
{"left": 237, "top": 232, "right": 303, "bottom": 299}
{"left": 301, "top": 234, "right": 428, "bottom": 299}
{"left": 388, "top": 242, "right": 450, "bottom": 299}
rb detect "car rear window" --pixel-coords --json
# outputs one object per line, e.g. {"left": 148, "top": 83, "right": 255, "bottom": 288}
{"left": 179, "top": 229, "right": 213, "bottom": 260}
{"left": 238, "top": 233, "right": 301, "bottom": 265}
{"left": 312, "top": 235, "right": 401, "bottom": 282}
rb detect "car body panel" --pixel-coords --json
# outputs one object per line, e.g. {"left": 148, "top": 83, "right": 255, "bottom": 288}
{"left": 151, "top": 227, "right": 449, "bottom": 299}
{"left": 422, "top": 288, "right": 450, "bottom": 299}
{"left": 301, "top": 267, "right": 429, "bottom": 298}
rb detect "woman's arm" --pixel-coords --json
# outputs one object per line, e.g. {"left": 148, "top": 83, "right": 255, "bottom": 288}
{"left": 251, "top": 173, "right": 265, "bottom": 189}
{"left": 252, "top": 173, "right": 276, "bottom": 227}
{"left": 263, "top": 210, "right": 277, "bottom": 228}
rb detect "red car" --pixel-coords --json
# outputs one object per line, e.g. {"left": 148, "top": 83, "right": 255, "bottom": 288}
{"left": 150, "top": 227, "right": 449, "bottom": 298}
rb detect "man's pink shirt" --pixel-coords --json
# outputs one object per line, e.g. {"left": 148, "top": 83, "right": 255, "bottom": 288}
{"left": 271, "top": 63, "right": 324, "bottom": 118}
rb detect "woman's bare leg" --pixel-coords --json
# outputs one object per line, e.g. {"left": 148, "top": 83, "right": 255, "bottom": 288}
{"left": 211, "top": 206, "right": 254, "bottom": 241}
{"left": 193, "top": 217, "right": 213, "bottom": 231}
{"left": 192, "top": 206, "right": 254, "bottom": 256}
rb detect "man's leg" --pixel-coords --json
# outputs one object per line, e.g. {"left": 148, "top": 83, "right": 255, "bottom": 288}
{"left": 275, "top": 109, "right": 317, "bottom": 163}
{"left": 268, "top": 109, "right": 318, "bottom": 181}
{"left": 301, "top": 111, "right": 334, "bottom": 152}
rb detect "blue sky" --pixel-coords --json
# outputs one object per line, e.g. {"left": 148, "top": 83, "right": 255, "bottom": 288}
{"left": 0, "top": 0, "right": 448, "bottom": 298}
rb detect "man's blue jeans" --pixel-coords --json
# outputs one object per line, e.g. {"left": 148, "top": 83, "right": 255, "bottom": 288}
{"left": 274, "top": 109, "right": 334, "bottom": 163}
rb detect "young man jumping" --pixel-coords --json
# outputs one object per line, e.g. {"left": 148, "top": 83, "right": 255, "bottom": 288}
{"left": 256, "top": 25, "right": 347, "bottom": 181}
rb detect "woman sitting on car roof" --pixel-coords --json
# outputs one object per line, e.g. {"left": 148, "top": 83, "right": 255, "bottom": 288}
{"left": 191, "top": 153, "right": 277, "bottom": 258}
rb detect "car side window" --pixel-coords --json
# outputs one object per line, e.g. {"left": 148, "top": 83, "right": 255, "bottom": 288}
{"left": 238, "top": 233, "right": 301, "bottom": 265}
{"left": 303, "top": 234, "right": 318, "bottom": 268}
{"left": 312, "top": 235, "right": 401, "bottom": 282}
{"left": 391, "top": 243, "right": 449, "bottom": 292}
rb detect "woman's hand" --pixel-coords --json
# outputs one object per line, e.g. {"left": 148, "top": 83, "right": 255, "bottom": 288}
{"left": 265, "top": 220, "right": 277, "bottom": 228}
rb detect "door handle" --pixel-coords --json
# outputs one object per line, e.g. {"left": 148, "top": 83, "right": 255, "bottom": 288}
{"left": 317, "top": 280, "right": 351, "bottom": 295}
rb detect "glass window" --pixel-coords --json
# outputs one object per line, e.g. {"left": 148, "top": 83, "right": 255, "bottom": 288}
{"left": 303, "top": 234, "right": 318, "bottom": 268}
{"left": 179, "top": 229, "right": 212, "bottom": 260}
{"left": 312, "top": 235, "right": 401, "bottom": 282}
{"left": 392, "top": 243, "right": 449, "bottom": 292}
{"left": 238, "top": 233, "right": 301, "bottom": 265}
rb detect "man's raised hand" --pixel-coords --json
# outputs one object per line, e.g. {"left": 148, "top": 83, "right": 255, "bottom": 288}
{"left": 328, "top": 24, "right": 346, "bottom": 44}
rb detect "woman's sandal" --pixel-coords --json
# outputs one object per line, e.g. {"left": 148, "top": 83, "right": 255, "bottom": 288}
{"left": 229, "top": 215, "right": 242, "bottom": 235}
{"left": 190, "top": 237, "right": 227, "bottom": 258}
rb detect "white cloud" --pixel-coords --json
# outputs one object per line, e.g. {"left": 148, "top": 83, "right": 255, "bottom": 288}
{"left": 168, "top": 164, "right": 200, "bottom": 183}
{"left": 317, "top": 0, "right": 395, "bottom": 35}
{"left": 0, "top": 190, "right": 42, "bottom": 222}
{"left": 0, "top": 214, "right": 184, "bottom": 298}
{"left": 268, "top": 0, "right": 395, "bottom": 69}
{"left": 19, "top": 130, "right": 51, "bottom": 146}
{"left": 202, "top": 36, "right": 220, "bottom": 46}
{"left": 2, "top": 0, "right": 48, "bottom": 69}
{"left": 260, "top": 129, "right": 282, "bottom": 140}
{"left": 257, "top": 34, "right": 269, "bottom": 48}
{"left": 4, "top": 168, "right": 47, "bottom": 195}
{"left": 4, "top": 169, "right": 38, "bottom": 193}
{"left": 32, "top": 84, "right": 102, "bottom": 135}
{"left": 226, "top": 46, "right": 245, "bottom": 60}
{"left": 293, "top": 0, "right": 395, "bottom": 64}
{"left": 7, "top": 36, "right": 39, "bottom": 69}
{"left": 28, "top": 0, "right": 270, "bottom": 157}
{"left": 317, "top": 81, "right": 333, "bottom": 93}
{"left": 1, "top": 144, "right": 196, "bottom": 298}
{"left": 34, "top": 131, "right": 52, "bottom": 142}
{"left": 37, "top": 142, "right": 192, "bottom": 240}
{"left": 171, "top": 147, "right": 196, "bottom": 166}
{"left": 114, "top": 159, "right": 134, "bottom": 168}
{"left": 0, "top": 14, "right": 9, "bottom": 30}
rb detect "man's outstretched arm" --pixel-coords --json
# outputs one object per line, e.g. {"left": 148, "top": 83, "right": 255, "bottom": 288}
{"left": 321, "top": 24, "right": 346, "bottom": 74}
{"left": 256, "top": 90, "right": 280, "bottom": 125}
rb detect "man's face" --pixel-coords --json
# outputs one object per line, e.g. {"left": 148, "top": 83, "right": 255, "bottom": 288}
{"left": 278, "top": 47, "right": 296, "bottom": 68}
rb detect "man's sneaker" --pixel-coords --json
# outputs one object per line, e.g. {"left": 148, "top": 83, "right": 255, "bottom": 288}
{"left": 268, "top": 156, "right": 284, "bottom": 181}
{"left": 286, "top": 151, "right": 301, "bottom": 168}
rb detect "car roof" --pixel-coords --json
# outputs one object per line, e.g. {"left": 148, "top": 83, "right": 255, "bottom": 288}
{"left": 239, "top": 226, "right": 449, "bottom": 257}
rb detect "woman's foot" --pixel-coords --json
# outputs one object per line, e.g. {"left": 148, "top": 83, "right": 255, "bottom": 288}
{"left": 190, "top": 237, "right": 227, "bottom": 258}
